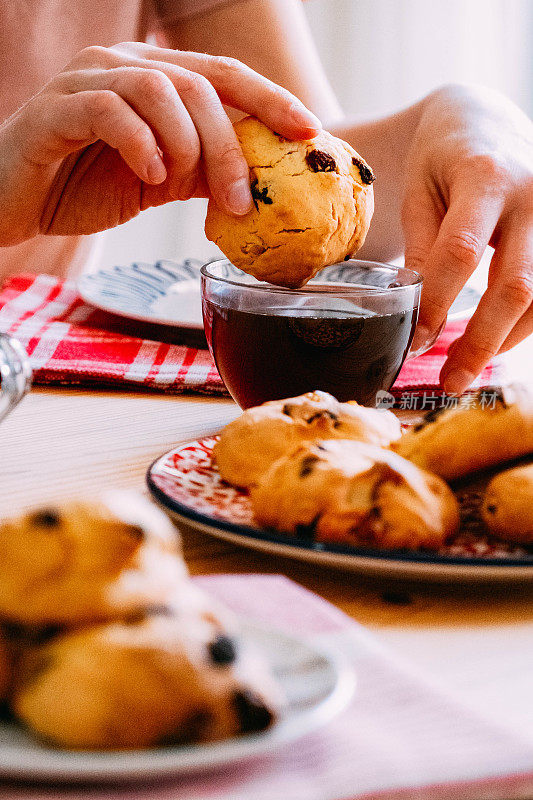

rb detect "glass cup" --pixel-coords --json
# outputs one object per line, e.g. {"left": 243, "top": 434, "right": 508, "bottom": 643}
{"left": 201, "top": 259, "right": 439, "bottom": 409}
{"left": 0, "top": 334, "right": 32, "bottom": 424}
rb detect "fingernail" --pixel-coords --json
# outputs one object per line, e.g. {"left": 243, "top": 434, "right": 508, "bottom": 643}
{"left": 226, "top": 178, "right": 253, "bottom": 215}
{"left": 290, "top": 103, "right": 322, "bottom": 132}
{"left": 146, "top": 154, "right": 166, "bottom": 184}
{"left": 443, "top": 367, "right": 475, "bottom": 395}
{"left": 179, "top": 173, "right": 197, "bottom": 200}
{"left": 411, "top": 324, "right": 431, "bottom": 352}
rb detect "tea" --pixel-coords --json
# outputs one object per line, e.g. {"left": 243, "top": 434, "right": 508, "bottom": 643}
{"left": 204, "top": 301, "right": 417, "bottom": 408}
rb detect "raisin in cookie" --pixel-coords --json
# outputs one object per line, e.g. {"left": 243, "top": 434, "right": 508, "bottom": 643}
{"left": 251, "top": 440, "right": 459, "bottom": 551}
{"left": 0, "top": 491, "right": 188, "bottom": 626}
{"left": 204, "top": 117, "right": 374, "bottom": 288}
{"left": 481, "top": 463, "right": 533, "bottom": 544}
{"left": 395, "top": 385, "right": 533, "bottom": 481}
{"left": 13, "top": 604, "right": 281, "bottom": 750}
{"left": 213, "top": 390, "right": 401, "bottom": 488}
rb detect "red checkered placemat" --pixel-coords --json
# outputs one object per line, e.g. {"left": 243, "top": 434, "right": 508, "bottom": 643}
{"left": 0, "top": 273, "right": 225, "bottom": 395}
{"left": 0, "top": 273, "right": 505, "bottom": 397}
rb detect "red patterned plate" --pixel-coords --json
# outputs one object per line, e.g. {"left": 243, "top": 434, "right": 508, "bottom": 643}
{"left": 147, "top": 438, "right": 533, "bottom": 583}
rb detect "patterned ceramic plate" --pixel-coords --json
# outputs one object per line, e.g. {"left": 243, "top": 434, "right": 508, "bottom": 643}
{"left": 147, "top": 438, "right": 533, "bottom": 582}
{"left": 0, "top": 621, "right": 354, "bottom": 783}
{"left": 78, "top": 259, "right": 205, "bottom": 329}
{"left": 78, "top": 260, "right": 480, "bottom": 330}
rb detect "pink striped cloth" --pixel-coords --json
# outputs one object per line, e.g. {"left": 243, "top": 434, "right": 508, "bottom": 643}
{"left": 0, "top": 273, "right": 506, "bottom": 397}
{"left": 1, "top": 575, "right": 531, "bottom": 800}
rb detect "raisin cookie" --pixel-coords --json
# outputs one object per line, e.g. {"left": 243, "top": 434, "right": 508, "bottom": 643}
{"left": 251, "top": 440, "right": 459, "bottom": 551}
{"left": 204, "top": 117, "right": 374, "bottom": 288}
{"left": 213, "top": 390, "right": 402, "bottom": 488}
{"left": 13, "top": 606, "right": 281, "bottom": 749}
{"left": 0, "top": 491, "right": 188, "bottom": 626}
{"left": 395, "top": 385, "right": 533, "bottom": 481}
{"left": 481, "top": 463, "right": 533, "bottom": 544}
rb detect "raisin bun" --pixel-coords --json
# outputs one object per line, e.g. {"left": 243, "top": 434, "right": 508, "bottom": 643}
{"left": 13, "top": 602, "right": 282, "bottom": 750}
{"left": 481, "top": 462, "right": 533, "bottom": 544}
{"left": 205, "top": 116, "right": 374, "bottom": 288}
{"left": 251, "top": 440, "right": 459, "bottom": 551}
{"left": 395, "top": 385, "right": 533, "bottom": 481}
{"left": 0, "top": 491, "right": 188, "bottom": 627}
{"left": 213, "top": 391, "right": 402, "bottom": 488}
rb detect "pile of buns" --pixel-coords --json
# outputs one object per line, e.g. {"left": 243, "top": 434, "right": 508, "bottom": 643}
{"left": 214, "top": 386, "right": 533, "bottom": 550}
{"left": 0, "top": 492, "right": 281, "bottom": 750}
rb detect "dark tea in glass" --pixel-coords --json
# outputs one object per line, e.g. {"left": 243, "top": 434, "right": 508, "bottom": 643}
{"left": 202, "top": 260, "right": 428, "bottom": 409}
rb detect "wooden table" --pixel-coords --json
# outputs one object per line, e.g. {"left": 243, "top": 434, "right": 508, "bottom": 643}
{"left": 1, "top": 383, "right": 532, "bottom": 753}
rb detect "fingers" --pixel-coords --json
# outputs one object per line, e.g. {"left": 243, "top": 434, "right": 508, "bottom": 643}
{"left": 166, "top": 67, "right": 253, "bottom": 214}
{"left": 440, "top": 218, "right": 533, "bottom": 393}
{"left": 60, "top": 67, "right": 201, "bottom": 200}
{"left": 121, "top": 61, "right": 253, "bottom": 213}
{"left": 59, "top": 60, "right": 257, "bottom": 213}
{"left": 94, "top": 46, "right": 322, "bottom": 210}
{"left": 29, "top": 89, "right": 166, "bottom": 185}
{"left": 39, "top": 43, "right": 323, "bottom": 214}
{"left": 55, "top": 64, "right": 250, "bottom": 212}
{"left": 112, "top": 44, "right": 322, "bottom": 139}
{"left": 105, "top": 68, "right": 200, "bottom": 200}
{"left": 410, "top": 184, "right": 504, "bottom": 351}
{"left": 128, "top": 64, "right": 252, "bottom": 213}
{"left": 497, "top": 304, "right": 533, "bottom": 353}
{"left": 167, "top": 51, "right": 322, "bottom": 139}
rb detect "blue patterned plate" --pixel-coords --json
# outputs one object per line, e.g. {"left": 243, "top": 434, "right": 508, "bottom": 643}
{"left": 78, "top": 260, "right": 480, "bottom": 330}
{"left": 78, "top": 259, "right": 205, "bottom": 329}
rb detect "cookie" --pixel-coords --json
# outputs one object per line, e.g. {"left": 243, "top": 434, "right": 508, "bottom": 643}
{"left": 0, "top": 491, "right": 188, "bottom": 626}
{"left": 251, "top": 440, "right": 459, "bottom": 551}
{"left": 205, "top": 117, "right": 374, "bottom": 288}
{"left": 213, "top": 390, "right": 402, "bottom": 488}
{"left": 394, "top": 385, "right": 533, "bottom": 481}
{"left": 481, "top": 463, "right": 533, "bottom": 544}
{"left": 13, "top": 605, "right": 281, "bottom": 749}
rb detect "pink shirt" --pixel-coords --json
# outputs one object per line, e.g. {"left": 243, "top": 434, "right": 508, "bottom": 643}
{"left": 0, "top": 0, "right": 237, "bottom": 282}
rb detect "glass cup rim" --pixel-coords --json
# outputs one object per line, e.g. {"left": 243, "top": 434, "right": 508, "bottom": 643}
{"left": 200, "top": 258, "right": 423, "bottom": 296}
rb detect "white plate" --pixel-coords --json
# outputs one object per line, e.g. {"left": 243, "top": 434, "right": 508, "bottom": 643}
{"left": 0, "top": 622, "right": 354, "bottom": 783}
{"left": 147, "top": 438, "right": 533, "bottom": 583}
{"left": 78, "top": 260, "right": 481, "bottom": 330}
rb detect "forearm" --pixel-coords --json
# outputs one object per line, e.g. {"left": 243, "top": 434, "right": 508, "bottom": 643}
{"left": 333, "top": 98, "right": 428, "bottom": 262}
{"left": 156, "top": 0, "right": 343, "bottom": 125}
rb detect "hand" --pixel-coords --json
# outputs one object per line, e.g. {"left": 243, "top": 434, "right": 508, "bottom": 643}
{"left": 402, "top": 84, "right": 533, "bottom": 394}
{"left": 0, "top": 43, "right": 321, "bottom": 244}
